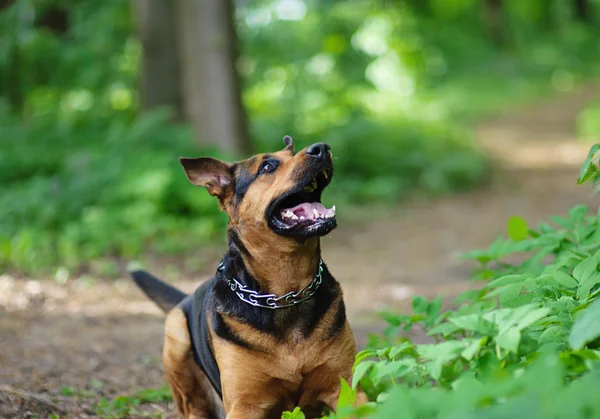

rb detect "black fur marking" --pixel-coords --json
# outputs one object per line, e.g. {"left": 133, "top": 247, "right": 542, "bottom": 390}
{"left": 233, "top": 161, "right": 258, "bottom": 202}
{"left": 325, "top": 299, "right": 347, "bottom": 340}
{"left": 301, "top": 262, "right": 336, "bottom": 337}
{"left": 213, "top": 251, "right": 281, "bottom": 337}
{"left": 212, "top": 311, "right": 255, "bottom": 350}
{"left": 183, "top": 285, "right": 223, "bottom": 398}
{"left": 228, "top": 229, "right": 251, "bottom": 259}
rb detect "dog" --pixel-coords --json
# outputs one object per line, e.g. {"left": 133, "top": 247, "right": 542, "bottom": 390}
{"left": 130, "top": 136, "right": 367, "bottom": 418}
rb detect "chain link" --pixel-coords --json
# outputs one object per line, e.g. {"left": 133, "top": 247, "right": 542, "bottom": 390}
{"left": 218, "top": 259, "right": 324, "bottom": 309}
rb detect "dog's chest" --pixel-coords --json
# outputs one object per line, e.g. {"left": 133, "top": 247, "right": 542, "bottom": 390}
{"left": 269, "top": 337, "right": 330, "bottom": 382}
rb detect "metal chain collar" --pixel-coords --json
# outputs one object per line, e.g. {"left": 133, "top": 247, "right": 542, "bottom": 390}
{"left": 217, "top": 259, "right": 324, "bottom": 309}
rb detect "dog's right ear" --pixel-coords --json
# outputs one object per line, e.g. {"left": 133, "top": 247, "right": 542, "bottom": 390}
{"left": 179, "top": 157, "right": 233, "bottom": 199}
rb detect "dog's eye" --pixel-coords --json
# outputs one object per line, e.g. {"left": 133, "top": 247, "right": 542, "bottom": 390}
{"left": 259, "top": 161, "right": 277, "bottom": 174}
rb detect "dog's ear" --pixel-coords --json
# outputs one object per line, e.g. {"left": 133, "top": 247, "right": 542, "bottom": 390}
{"left": 179, "top": 157, "right": 233, "bottom": 198}
{"left": 283, "top": 135, "right": 294, "bottom": 153}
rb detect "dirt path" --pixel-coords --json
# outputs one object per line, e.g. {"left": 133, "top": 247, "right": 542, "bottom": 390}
{"left": 1, "top": 85, "right": 598, "bottom": 417}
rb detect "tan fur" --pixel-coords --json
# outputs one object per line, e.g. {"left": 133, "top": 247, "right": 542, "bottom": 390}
{"left": 211, "top": 318, "right": 362, "bottom": 418}
{"left": 163, "top": 308, "right": 225, "bottom": 419}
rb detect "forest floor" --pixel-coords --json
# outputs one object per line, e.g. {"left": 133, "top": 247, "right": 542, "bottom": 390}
{"left": 1, "top": 83, "right": 599, "bottom": 418}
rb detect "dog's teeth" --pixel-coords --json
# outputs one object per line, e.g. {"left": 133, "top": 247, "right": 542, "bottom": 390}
{"left": 291, "top": 214, "right": 299, "bottom": 220}
{"left": 299, "top": 216, "right": 305, "bottom": 220}
{"left": 313, "top": 209, "right": 320, "bottom": 219}
{"left": 332, "top": 205, "right": 336, "bottom": 214}
{"left": 322, "top": 170, "right": 328, "bottom": 180}
{"left": 304, "top": 181, "right": 317, "bottom": 192}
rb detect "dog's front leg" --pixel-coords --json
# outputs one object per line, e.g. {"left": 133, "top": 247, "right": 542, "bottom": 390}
{"left": 224, "top": 402, "right": 271, "bottom": 419}
{"left": 221, "top": 383, "right": 294, "bottom": 419}
{"left": 163, "top": 309, "right": 225, "bottom": 419}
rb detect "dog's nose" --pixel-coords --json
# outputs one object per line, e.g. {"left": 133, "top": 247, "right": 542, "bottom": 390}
{"left": 306, "top": 143, "right": 331, "bottom": 159}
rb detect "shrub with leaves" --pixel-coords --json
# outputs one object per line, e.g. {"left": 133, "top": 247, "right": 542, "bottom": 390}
{"left": 282, "top": 145, "right": 600, "bottom": 418}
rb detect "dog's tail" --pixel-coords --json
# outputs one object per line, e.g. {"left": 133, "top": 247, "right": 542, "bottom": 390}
{"left": 129, "top": 270, "right": 188, "bottom": 313}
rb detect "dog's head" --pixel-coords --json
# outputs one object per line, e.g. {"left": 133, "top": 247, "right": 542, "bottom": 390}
{"left": 180, "top": 136, "right": 336, "bottom": 240}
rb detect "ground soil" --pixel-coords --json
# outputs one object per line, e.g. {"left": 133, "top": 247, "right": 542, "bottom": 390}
{"left": 1, "top": 84, "right": 598, "bottom": 418}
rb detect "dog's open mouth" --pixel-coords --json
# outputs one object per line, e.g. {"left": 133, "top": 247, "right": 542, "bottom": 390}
{"left": 267, "top": 167, "right": 336, "bottom": 237}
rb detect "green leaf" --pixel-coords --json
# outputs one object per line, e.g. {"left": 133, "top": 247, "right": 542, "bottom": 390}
{"left": 496, "top": 327, "right": 521, "bottom": 353}
{"left": 487, "top": 274, "right": 527, "bottom": 288}
{"left": 578, "top": 273, "right": 600, "bottom": 301}
{"left": 354, "top": 349, "right": 376, "bottom": 368}
{"left": 370, "top": 360, "right": 416, "bottom": 385}
{"left": 388, "top": 341, "right": 415, "bottom": 359}
{"left": 337, "top": 377, "right": 356, "bottom": 411}
{"left": 412, "top": 296, "right": 428, "bottom": 314}
{"left": 538, "top": 325, "right": 568, "bottom": 345}
{"left": 282, "top": 407, "right": 305, "bottom": 419}
{"left": 426, "top": 296, "right": 442, "bottom": 318}
{"left": 419, "top": 341, "right": 466, "bottom": 379}
{"left": 553, "top": 271, "right": 578, "bottom": 288}
{"left": 352, "top": 361, "right": 375, "bottom": 389}
{"left": 449, "top": 314, "right": 496, "bottom": 335}
{"left": 486, "top": 282, "right": 524, "bottom": 303}
{"left": 578, "top": 144, "right": 600, "bottom": 184}
{"left": 427, "top": 322, "right": 461, "bottom": 336}
{"left": 515, "top": 307, "right": 551, "bottom": 331}
{"left": 569, "top": 299, "right": 600, "bottom": 350}
{"left": 485, "top": 305, "right": 550, "bottom": 333}
{"left": 461, "top": 338, "right": 487, "bottom": 360}
{"left": 507, "top": 216, "right": 529, "bottom": 241}
{"left": 573, "top": 250, "right": 600, "bottom": 293}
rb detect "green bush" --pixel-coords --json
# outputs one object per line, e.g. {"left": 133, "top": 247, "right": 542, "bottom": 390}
{"left": 0, "top": 109, "right": 229, "bottom": 274}
{"left": 290, "top": 145, "right": 600, "bottom": 418}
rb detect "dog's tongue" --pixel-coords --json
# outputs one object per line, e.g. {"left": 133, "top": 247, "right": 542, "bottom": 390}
{"left": 280, "top": 202, "right": 336, "bottom": 221}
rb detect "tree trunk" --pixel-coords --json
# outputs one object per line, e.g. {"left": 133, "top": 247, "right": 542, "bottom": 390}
{"left": 574, "top": 0, "right": 590, "bottom": 21}
{"left": 133, "top": 0, "right": 183, "bottom": 119}
{"left": 483, "top": 0, "right": 504, "bottom": 47}
{"left": 174, "top": 0, "right": 251, "bottom": 155}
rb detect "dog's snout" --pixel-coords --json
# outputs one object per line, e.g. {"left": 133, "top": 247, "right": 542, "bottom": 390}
{"left": 306, "top": 143, "right": 331, "bottom": 159}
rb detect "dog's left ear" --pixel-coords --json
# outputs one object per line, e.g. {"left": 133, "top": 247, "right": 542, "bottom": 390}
{"left": 179, "top": 157, "right": 233, "bottom": 199}
{"left": 283, "top": 135, "right": 294, "bottom": 153}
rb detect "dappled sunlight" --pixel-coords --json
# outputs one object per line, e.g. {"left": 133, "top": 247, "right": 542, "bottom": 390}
{"left": 477, "top": 83, "right": 600, "bottom": 169}
{"left": 478, "top": 129, "right": 593, "bottom": 169}
{"left": 0, "top": 273, "right": 202, "bottom": 317}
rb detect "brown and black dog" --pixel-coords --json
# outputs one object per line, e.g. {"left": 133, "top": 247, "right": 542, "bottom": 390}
{"left": 130, "top": 136, "right": 367, "bottom": 418}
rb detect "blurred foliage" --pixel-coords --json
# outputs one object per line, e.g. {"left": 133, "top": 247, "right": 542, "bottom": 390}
{"left": 1, "top": 0, "right": 599, "bottom": 273}
{"left": 578, "top": 99, "right": 600, "bottom": 141}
